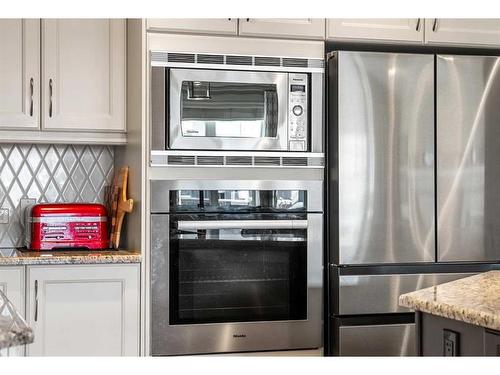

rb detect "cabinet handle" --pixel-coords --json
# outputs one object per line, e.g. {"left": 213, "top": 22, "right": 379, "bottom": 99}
{"left": 246, "top": 18, "right": 250, "bottom": 22}
{"left": 29, "top": 78, "right": 34, "bottom": 117}
{"left": 34, "top": 280, "right": 38, "bottom": 322}
{"left": 416, "top": 18, "right": 421, "bottom": 32}
{"left": 49, "top": 79, "right": 53, "bottom": 118}
{"left": 432, "top": 18, "right": 438, "bottom": 32}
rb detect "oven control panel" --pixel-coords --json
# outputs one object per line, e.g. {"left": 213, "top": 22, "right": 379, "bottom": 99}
{"left": 288, "top": 73, "right": 308, "bottom": 151}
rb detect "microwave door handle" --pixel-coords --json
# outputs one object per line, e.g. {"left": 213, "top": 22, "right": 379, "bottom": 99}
{"left": 177, "top": 219, "right": 308, "bottom": 230}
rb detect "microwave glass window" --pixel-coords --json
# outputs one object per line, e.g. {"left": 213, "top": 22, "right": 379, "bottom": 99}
{"left": 180, "top": 81, "right": 279, "bottom": 139}
{"left": 170, "top": 190, "right": 307, "bottom": 212}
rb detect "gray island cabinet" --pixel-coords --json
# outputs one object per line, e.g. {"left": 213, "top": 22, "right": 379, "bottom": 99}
{"left": 399, "top": 271, "right": 500, "bottom": 356}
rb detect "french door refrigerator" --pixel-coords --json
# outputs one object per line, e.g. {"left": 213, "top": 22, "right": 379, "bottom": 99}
{"left": 326, "top": 51, "right": 500, "bottom": 356}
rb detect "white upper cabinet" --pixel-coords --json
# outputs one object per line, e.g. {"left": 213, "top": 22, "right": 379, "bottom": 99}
{"left": 147, "top": 18, "right": 238, "bottom": 35}
{"left": 238, "top": 18, "right": 325, "bottom": 40}
{"left": 42, "top": 19, "right": 126, "bottom": 132}
{"left": 26, "top": 264, "right": 140, "bottom": 356}
{"left": 327, "top": 19, "right": 424, "bottom": 43}
{"left": 425, "top": 19, "right": 500, "bottom": 46}
{"left": 0, "top": 19, "right": 40, "bottom": 129}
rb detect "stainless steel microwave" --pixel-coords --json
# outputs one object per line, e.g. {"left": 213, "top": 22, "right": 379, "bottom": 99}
{"left": 150, "top": 52, "right": 324, "bottom": 155}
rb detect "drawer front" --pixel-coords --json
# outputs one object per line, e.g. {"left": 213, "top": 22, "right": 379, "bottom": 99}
{"left": 338, "top": 273, "right": 473, "bottom": 315}
{"left": 339, "top": 323, "right": 415, "bottom": 356}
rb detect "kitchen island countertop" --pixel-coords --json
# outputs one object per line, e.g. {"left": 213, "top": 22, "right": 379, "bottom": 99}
{"left": 0, "top": 289, "right": 33, "bottom": 350}
{"left": 0, "top": 248, "right": 141, "bottom": 266}
{"left": 399, "top": 271, "right": 500, "bottom": 331}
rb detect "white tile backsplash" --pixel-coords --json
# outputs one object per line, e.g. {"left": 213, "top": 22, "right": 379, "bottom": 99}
{"left": 0, "top": 144, "right": 114, "bottom": 247}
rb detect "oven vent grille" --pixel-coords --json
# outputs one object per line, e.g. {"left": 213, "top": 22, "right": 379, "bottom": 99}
{"left": 226, "top": 156, "right": 253, "bottom": 165}
{"left": 151, "top": 153, "right": 324, "bottom": 168}
{"left": 197, "top": 156, "right": 224, "bottom": 165}
{"left": 282, "top": 58, "right": 308, "bottom": 68}
{"left": 226, "top": 55, "right": 253, "bottom": 65}
{"left": 167, "top": 155, "right": 195, "bottom": 165}
{"left": 254, "top": 57, "right": 281, "bottom": 67}
{"left": 197, "top": 54, "right": 224, "bottom": 64}
{"left": 151, "top": 51, "right": 324, "bottom": 71}
{"left": 308, "top": 59, "right": 324, "bottom": 69}
{"left": 282, "top": 157, "right": 308, "bottom": 166}
{"left": 254, "top": 156, "right": 281, "bottom": 166}
{"left": 150, "top": 51, "right": 168, "bottom": 63}
{"left": 167, "top": 53, "right": 196, "bottom": 63}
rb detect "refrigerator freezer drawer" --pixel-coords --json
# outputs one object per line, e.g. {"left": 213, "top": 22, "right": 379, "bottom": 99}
{"left": 338, "top": 273, "right": 474, "bottom": 315}
{"left": 339, "top": 323, "right": 415, "bottom": 356}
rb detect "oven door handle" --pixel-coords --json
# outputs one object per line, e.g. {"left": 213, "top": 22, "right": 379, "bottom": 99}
{"left": 177, "top": 219, "right": 308, "bottom": 230}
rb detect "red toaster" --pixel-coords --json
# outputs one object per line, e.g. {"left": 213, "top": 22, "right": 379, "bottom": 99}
{"left": 24, "top": 203, "right": 110, "bottom": 250}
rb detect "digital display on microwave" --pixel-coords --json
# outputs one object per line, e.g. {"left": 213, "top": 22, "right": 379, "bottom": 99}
{"left": 291, "top": 85, "right": 306, "bottom": 92}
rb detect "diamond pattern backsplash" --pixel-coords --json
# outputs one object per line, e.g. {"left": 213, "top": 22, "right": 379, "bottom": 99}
{"left": 0, "top": 144, "right": 114, "bottom": 248}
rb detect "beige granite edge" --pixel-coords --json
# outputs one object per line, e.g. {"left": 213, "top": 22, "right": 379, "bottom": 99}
{"left": 0, "top": 254, "right": 141, "bottom": 266}
{"left": 399, "top": 294, "right": 500, "bottom": 331}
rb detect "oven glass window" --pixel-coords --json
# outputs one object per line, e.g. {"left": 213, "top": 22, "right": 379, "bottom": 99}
{"left": 169, "top": 213, "right": 308, "bottom": 325}
{"left": 180, "top": 81, "right": 279, "bottom": 138}
{"left": 170, "top": 189, "right": 307, "bottom": 213}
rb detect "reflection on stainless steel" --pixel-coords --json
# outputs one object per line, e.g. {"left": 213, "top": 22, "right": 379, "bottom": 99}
{"left": 339, "top": 324, "right": 415, "bottom": 356}
{"left": 437, "top": 55, "right": 500, "bottom": 262}
{"left": 337, "top": 51, "right": 435, "bottom": 264}
{"left": 338, "top": 273, "right": 474, "bottom": 315}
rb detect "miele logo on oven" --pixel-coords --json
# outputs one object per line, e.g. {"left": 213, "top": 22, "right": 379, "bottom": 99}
{"left": 233, "top": 334, "right": 247, "bottom": 338}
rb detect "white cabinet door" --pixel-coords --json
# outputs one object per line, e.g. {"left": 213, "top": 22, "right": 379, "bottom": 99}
{"left": 0, "top": 266, "right": 25, "bottom": 356}
{"left": 42, "top": 19, "right": 126, "bottom": 132}
{"left": 26, "top": 264, "right": 140, "bottom": 356}
{"left": 238, "top": 18, "right": 325, "bottom": 40}
{"left": 327, "top": 18, "right": 423, "bottom": 43}
{"left": 425, "top": 19, "right": 500, "bottom": 46}
{"left": 147, "top": 18, "right": 238, "bottom": 35}
{"left": 0, "top": 19, "right": 40, "bottom": 129}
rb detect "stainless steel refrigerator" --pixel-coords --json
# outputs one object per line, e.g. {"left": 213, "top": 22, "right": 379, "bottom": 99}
{"left": 326, "top": 51, "right": 500, "bottom": 356}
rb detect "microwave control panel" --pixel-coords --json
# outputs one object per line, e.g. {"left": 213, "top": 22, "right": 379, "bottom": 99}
{"left": 288, "top": 73, "right": 308, "bottom": 151}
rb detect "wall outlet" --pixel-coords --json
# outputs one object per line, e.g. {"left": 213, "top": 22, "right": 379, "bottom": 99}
{"left": 443, "top": 329, "right": 460, "bottom": 356}
{"left": 0, "top": 208, "right": 9, "bottom": 224}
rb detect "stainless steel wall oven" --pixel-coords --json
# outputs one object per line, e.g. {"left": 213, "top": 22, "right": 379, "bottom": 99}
{"left": 151, "top": 180, "right": 323, "bottom": 355}
{"left": 150, "top": 51, "right": 324, "bottom": 167}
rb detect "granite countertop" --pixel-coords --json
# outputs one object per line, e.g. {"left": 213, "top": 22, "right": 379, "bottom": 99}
{"left": 0, "top": 289, "right": 33, "bottom": 350}
{"left": 399, "top": 271, "right": 500, "bottom": 331}
{"left": 0, "top": 248, "right": 141, "bottom": 266}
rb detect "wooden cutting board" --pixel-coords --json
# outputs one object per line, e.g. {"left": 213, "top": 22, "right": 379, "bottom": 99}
{"left": 108, "top": 166, "right": 134, "bottom": 249}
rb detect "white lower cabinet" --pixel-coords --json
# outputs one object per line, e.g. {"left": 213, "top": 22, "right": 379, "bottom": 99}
{"left": 0, "top": 266, "right": 25, "bottom": 357}
{"left": 25, "top": 264, "right": 140, "bottom": 356}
